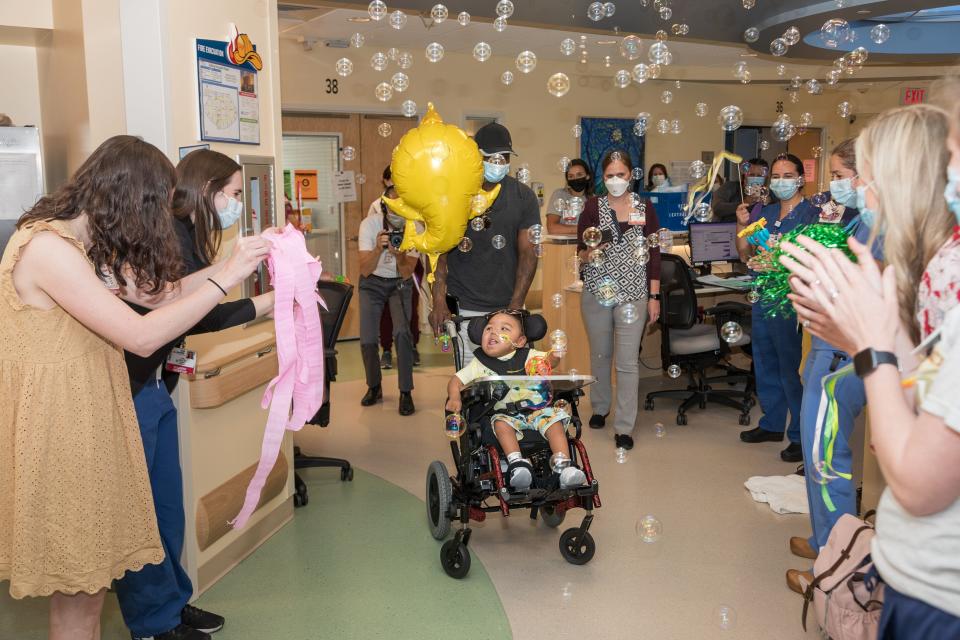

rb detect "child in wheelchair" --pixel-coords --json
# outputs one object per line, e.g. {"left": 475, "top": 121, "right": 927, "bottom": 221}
{"left": 445, "top": 309, "right": 587, "bottom": 491}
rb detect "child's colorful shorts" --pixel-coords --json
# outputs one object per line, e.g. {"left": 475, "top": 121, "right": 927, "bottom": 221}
{"left": 491, "top": 407, "right": 570, "bottom": 440}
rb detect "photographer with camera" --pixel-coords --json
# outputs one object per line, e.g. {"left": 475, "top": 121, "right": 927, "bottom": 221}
{"left": 357, "top": 167, "right": 419, "bottom": 415}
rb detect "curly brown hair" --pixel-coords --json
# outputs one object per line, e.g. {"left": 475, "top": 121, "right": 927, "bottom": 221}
{"left": 173, "top": 149, "right": 242, "bottom": 266}
{"left": 17, "top": 135, "right": 183, "bottom": 295}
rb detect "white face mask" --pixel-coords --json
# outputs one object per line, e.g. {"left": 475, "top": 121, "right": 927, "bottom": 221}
{"left": 652, "top": 174, "right": 667, "bottom": 187}
{"left": 216, "top": 194, "right": 244, "bottom": 228}
{"left": 605, "top": 176, "right": 630, "bottom": 197}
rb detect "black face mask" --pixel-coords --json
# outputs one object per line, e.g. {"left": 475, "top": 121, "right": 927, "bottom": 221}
{"left": 567, "top": 177, "right": 590, "bottom": 193}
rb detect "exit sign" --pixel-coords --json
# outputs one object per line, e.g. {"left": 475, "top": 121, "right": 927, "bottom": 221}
{"left": 901, "top": 88, "right": 926, "bottom": 105}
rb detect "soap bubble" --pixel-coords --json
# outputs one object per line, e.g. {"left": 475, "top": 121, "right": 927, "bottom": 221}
{"left": 773, "top": 119, "right": 795, "bottom": 142}
{"left": 558, "top": 156, "right": 571, "bottom": 172}
{"left": 633, "top": 241, "right": 650, "bottom": 264}
{"left": 587, "top": 1, "right": 605, "bottom": 21}
{"left": 636, "top": 111, "right": 651, "bottom": 125}
{"left": 374, "top": 82, "right": 393, "bottom": 102}
{"left": 391, "top": 72, "right": 409, "bottom": 92}
{"left": 457, "top": 11, "right": 470, "bottom": 26}
{"left": 547, "top": 72, "right": 571, "bottom": 97}
{"left": 550, "top": 329, "right": 568, "bottom": 352}
{"left": 571, "top": 124, "right": 582, "bottom": 138}
{"left": 821, "top": 18, "right": 851, "bottom": 48}
{"left": 582, "top": 226, "right": 603, "bottom": 248}
{"left": 695, "top": 102, "right": 708, "bottom": 117}
{"left": 659, "top": 5, "right": 672, "bottom": 20}
{"left": 368, "top": 0, "right": 387, "bottom": 21}
{"left": 654, "top": 422, "right": 666, "bottom": 438}
{"left": 425, "top": 42, "right": 444, "bottom": 63}
{"left": 721, "top": 321, "right": 743, "bottom": 343}
{"left": 805, "top": 78, "right": 821, "bottom": 94}
{"left": 739, "top": 70, "right": 752, "bottom": 84}
{"left": 648, "top": 41, "right": 670, "bottom": 65}
{"left": 401, "top": 99, "right": 417, "bottom": 117}
{"left": 718, "top": 105, "right": 743, "bottom": 131}
{"left": 811, "top": 191, "right": 830, "bottom": 206}
{"left": 445, "top": 413, "right": 465, "bottom": 439}
{"left": 648, "top": 63, "right": 662, "bottom": 79}
{"left": 692, "top": 202, "right": 712, "bottom": 222}
{"left": 605, "top": 2, "right": 617, "bottom": 17}
{"left": 491, "top": 235, "right": 506, "bottom": 250}
{"left": 457, "top": 237, "right": 473, "bottom": 253}
{"left": 516, "top": 166, "right": 531, "bottom": 185}
{"left": 632, "top": 63, "right": 650, "bottom": 83}
{"left": 632, "top": 167, "right": 644, "bottom": 181}
{"left": 430, "top": 4, "right": 448, "bottom": 23}
{"left": 783, "top": 26, "right": 801, "bottom": 46}
{"left": 759, "top": 139, "right": 770, "bottom": 151}
{"left": 637, "top": 515, "right": 663, "bottom": 542}
{"left": 335, "top": 58, "right": 354, "bottom": 77}
{"left": 386, "top": 47, "right": 399, "bottom": 61}
{"left": 350, "top": 32, "right": 364, "bottom": 48}
{"left": 743, "top": 27, "right": 759, "bottom": 43}
{"left": 837, "top": 101, "right": 852, "bottom": 118}
{"left": 777, "top": 64, "right": 786, "bottom": 76}
{"left": 615, "top": 447, "right": 628, "bottom": 464}
{"left": 661, "top": 90, "right": 673, "bottom": 104}
{"left": 389, "top": 9, "right": 407, "bottom": 29}
{"left": 646, "top": 232, "right": 661, "bottom": 249}
{"left": 620, "top": 35, "right": 643, "bottom": 60}
{"left": 656, "top": 119, "right": 670, "bottom": 135}
{"left": 799, "top": 112, "right": 813, "bottom": 128}
{"left": 561, "top": 38, "right": 577, "bottom": 56}
{"left": 397, "top": 50, "right": 414, "bottom": 69}
{"left": 742, "top": 0, "right": 755, "bottom": 7}
{"left": 747, "top": 289, "right": 760, "bottom": 304}
{"left": 470, "top": 217, "right": 486, "bottom": 232}
{"left": 472, "top": 42, "right": 491, "bottom": 62}
{"left": 770, "top": 38, "right": 788, "bottom": 56}
{"left": 494, "top": 16, "right": 508, "bottom": 31}
{"left": 670, "top": 119, "right": 683, "bottom": 135}
{"left": 673, "top": 23, "right": 689, "bottom": 36}
{"left": 496, "top": 0, "right": 514, "bottom": 18}
{"left": 501, "top": 70, "right": 514, "bottom": 85}
{"left": 567, "top": 255, "right": 582, "bottom": 277}
{"left": 850, "top": 46, "right": 869, "bottom": 65}
{"left": 667, "top": 364, "right": 681, "bottom": 378}
{"left": 715, "top": 605, "right": 738, "bottom": 631}
{"left": 551, "top": 293, "right": 563, "bottom": 309}
{"left": 516, "top": 50, "right": 537, "bottom": 73}
{"left": 341, "top": 146, "right": 356, "bottom": 161}
{"left": 614, "top": 70, "right": 632, "bottom": 89}
{"left": 616, "top": 302, "right": 640, "bottom": 324}
{"left": 377, "top": 122, "right": 392, "bottom": 137}
{"left": 870, "top": 23, "right": 890, "bottom": 45}
{"left": 689, "top": 160, "right": 707, "bottom": 179}
{"left": 568, "top": 196, "right": 585, "bottom": 217}
{"left": 527, "top": 224, "right": 543, "bottom": 245}
{"left": 596, "top": 276, "right": 618, "bottom": 306}
{"left": 790, "top": 75, "right": 803, "bottom": 90}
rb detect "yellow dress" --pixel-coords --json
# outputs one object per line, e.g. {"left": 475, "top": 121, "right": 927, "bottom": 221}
{"left": 0, "top": 220, "right": 164, "bottom": 598}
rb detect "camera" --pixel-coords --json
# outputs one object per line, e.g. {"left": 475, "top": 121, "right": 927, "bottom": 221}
{"left": 387, "top": 229, "right": 405, "bottom": 249}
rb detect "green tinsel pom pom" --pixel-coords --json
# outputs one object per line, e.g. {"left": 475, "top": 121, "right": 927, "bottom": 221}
{"left": 752, "top": 223, "right": 854, "bottom": 319}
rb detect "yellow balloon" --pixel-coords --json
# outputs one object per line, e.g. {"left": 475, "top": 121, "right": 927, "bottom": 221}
{"left": 382, "top": 103, "right": 499, "bottom": 281}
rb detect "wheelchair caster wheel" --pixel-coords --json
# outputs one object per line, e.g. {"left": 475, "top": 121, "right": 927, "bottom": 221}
{"left": 676, "top": 413, "right": 688, "bottom": 426}
{"left": 440, "top": 540, "right": 471, "bottom": 579}
{"left": 643, "top": 399, "right": 654, "bottom": 411}
{"left": 340, "top": 467, "right": 354, "bottom": 482}
{"left": 558, "top": 528, "right": 596, "bottom": 565}
{"left": 738, "top": 413, "right": 751, "bottom": 426}
{"left": 540, "top": 504, "right": 566, "bottom": 528}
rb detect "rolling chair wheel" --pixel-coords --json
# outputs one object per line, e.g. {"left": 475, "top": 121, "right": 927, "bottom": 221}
{"left": 340, "top": 467, "right": 354, "bottom": 482}
{"left": 676, "top": 413, "right": 688, "bottom": 426}
{"left": 738, "top": 413, "right": 751, "bottom": 426}
{"left": 643, "top": 399, "right": 654, "bottom": 411}
{"left": 293, "top": 485, "right": 308, "bottom": 507}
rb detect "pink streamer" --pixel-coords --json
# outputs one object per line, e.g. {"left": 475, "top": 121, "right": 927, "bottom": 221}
{"left": 231, "top": 224, "right": 326, "bottom": 529}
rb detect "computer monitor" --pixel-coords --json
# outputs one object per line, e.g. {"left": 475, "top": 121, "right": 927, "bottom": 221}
{"left": 689, "top": 222, "right": 739, "bottom": 265}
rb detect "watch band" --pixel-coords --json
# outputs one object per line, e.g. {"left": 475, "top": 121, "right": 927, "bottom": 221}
{"left": 853, "top": 348, "right": 898, "bottom": 378}
{"left": 649, "top": 293, "right": 661, "bottom": 301}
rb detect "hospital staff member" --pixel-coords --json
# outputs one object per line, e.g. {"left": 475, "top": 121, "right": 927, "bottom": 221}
{"left": 735, "top": 153, "right": 818, "bottom": 462}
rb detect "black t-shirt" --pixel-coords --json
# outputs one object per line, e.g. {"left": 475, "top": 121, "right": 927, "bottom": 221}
{"left": 124, "top": 217, "right": 256, "bottom": 396}
{"left": 446, "top": 175, "right": 540, "bottom": 311}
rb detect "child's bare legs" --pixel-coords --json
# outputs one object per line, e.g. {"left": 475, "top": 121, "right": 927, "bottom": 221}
{"left": 50, "top": 589, "right": 105, "bottom": 640}
{"left": 543, "top": 421, "right": 586, "bottom": 488}
{"left": 494, "top": 419, "right": 533, "bottom": 490}
{"left": 493, "top": 419, "right": 521, "bottom": 457}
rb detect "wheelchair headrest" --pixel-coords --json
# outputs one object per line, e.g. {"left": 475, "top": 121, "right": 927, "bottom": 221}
{"left": 466, "top": 310, "right": 548, "bottom": 347}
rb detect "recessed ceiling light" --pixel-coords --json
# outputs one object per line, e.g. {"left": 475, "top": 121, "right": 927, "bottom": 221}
{"left": 740, "top": 53, "right": 758, "bottom": 57}
{"left": 596, "top": 40, "right": 618, "bottom": 45}
{"left": 347, "top": 16, "right": 371, "bottom": 23}
{"left": 856, "top": 9, "right": 871, "bottom": 14}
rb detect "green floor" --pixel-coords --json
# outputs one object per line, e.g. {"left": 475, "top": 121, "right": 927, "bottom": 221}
{"left": 0, "top": 469, "right": 511, "bottom": 640}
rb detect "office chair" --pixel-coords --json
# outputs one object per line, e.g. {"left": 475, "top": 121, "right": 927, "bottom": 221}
{"left": 643, "top": 253, "right": 754, "bottom": 426}
{"left": 293, "top": 280, "right": 354, "bottom": 507}
{"left": 0, "top": 220, "right": 16, "bottom": 254}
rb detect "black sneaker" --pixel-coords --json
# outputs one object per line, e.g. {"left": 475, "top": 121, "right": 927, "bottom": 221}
{"left": 181, "top": 604, "right": 224, "bottom": 634}
{"left": 589, "top": 413, "right": 608, "bottom": 429}
{"left": 614, "top": 434, "right": 634, "bottom": 450}
{"left": 361, "top": 385, "right": 383, "bottom": 406}
{"left": 739, "top": 426, "right": 785, "bottom": 443}
{"left": 380, "top": 350, "right": 393, "bottom": 369}
{"left": 399, "top": 392, "right": 415, "bottom": 416}
{"left": 132, "top": 624, "right": 210, "bottom": 640}
{"left": 780, "top": 442, "right": 803, "bottom": 463}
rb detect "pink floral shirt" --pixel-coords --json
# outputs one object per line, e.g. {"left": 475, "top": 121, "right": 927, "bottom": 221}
{"left": 918, "top": 226, "right": 960, "bottom": 340}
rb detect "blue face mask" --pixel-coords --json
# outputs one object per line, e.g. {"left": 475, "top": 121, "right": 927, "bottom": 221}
{"left": 769, "top": 178, "right": 799, "bottom": 201}
{"left": 216, "top": 195, "right": 244, "bottom": 228}
{"left": 830, "top": 177, "right": 858, "bottom": 209}
{"left": 483, "top": 161, "right": 510, "bottom": 183}
{"left": 745, "top": 176, "right": 766, "bottom": 188}
{"left": 945, "top": 165, "right": 960, "bottom": 223}
{"left": 855, "top": 183, "right": 878, "bottom": 227}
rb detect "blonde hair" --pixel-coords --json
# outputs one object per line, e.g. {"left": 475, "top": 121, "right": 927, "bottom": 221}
{"left": 856, "top": 104, "right": 953, "bottom": 344}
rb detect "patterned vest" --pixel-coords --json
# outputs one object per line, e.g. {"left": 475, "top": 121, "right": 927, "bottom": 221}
{"left": 582, "top": 195, "right": 651, "bottom": 305}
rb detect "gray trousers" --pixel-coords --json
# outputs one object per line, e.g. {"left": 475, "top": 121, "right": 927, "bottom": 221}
{"left": 359, "top": 275, "right": 414, "bottom": 392}
{"left": 454, "top": 307, "right": 489, "bottom": 368}
{"left": 580, "top": 291, "right": 649, "bottom": 435}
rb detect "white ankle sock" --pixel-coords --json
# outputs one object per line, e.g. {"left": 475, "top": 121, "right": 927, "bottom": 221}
{"left": 506, "top": 451, "right": 522, "bottom": 463}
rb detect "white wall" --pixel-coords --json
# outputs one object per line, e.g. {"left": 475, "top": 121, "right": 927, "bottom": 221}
{"left": 0, "top": 45, "right": 42, "bottom": 127}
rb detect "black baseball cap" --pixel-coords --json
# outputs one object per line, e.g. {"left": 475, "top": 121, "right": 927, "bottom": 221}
{"left": 474, "top": 122, "right": 517, "bottom": 157}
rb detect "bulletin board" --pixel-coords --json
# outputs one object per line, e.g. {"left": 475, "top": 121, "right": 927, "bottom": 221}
{"left": 579, "top": 117, "right": 645, "bottom": 195}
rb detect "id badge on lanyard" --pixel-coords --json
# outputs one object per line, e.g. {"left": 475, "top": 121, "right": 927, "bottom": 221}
{"left": 165, "top": 346, "right": 197, "bottom": 375}
{"left": 628, "top": 196, "right": 646, "bottom": 225}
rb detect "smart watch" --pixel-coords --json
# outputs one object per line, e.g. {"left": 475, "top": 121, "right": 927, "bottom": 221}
{"left": 649, "top": 293, "right": 661, "bottom": 301}
{"left": 853, "top": 348, "right": 898, "bottom": 378}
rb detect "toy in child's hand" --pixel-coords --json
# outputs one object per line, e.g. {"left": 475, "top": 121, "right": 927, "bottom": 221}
{"left": 445, "top": 412, "right": 465, "bottom": 439}
{"left": 436, "top": 334, "right": 451, "bottom": 352}
{"left": 525, "top": 355, "right": 553, "bottom": 376}
{"left": 738, "top": 218, "right": 771, "bottom": 252}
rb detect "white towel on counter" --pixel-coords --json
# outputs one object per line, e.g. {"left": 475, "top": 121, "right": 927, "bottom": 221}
{"left": 744, "top": 475, "right": 809, "bottom": 515}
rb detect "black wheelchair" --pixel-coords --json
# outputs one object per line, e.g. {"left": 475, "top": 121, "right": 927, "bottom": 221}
{"left": 425, "top": 310, "right": 601, "bottom": 579}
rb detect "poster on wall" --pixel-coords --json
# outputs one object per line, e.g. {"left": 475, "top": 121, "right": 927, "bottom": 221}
{"left": 196, "top": 25, "right": 263, "bottom": 145}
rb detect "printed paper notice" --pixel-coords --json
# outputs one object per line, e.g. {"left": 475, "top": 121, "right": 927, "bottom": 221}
{"left": 333, "top": 171, "right": 357, "bottom": 203}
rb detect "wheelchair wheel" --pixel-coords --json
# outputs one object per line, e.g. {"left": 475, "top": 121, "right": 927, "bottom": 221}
{"left": 426, "top": 460, "right": 453, "bottom": 540}
{"left": 540, "top": 504, "right": 566, "bottom": 528}
{"left": 559, "top": 528, "right": 596, "bottom": 565}
{"left": 440, "top": 539, "right": 471, "bottom": 579}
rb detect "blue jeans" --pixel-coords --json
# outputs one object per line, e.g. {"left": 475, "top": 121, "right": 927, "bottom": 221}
{"left": 879, "top": 583, "right": 960, "bottom": 639}
{"left": 800, "top": 348, "right": 866, "bottom": 550}
{"left": 751, "top": 307, "right": 802, "bottom": 442}
{"left": 115, "top": 382, "right": 193, "bottom": 637}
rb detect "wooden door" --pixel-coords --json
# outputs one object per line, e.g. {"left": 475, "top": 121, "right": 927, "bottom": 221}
{"left": 788, "top": 128, "right": 825, "bottom": 196}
